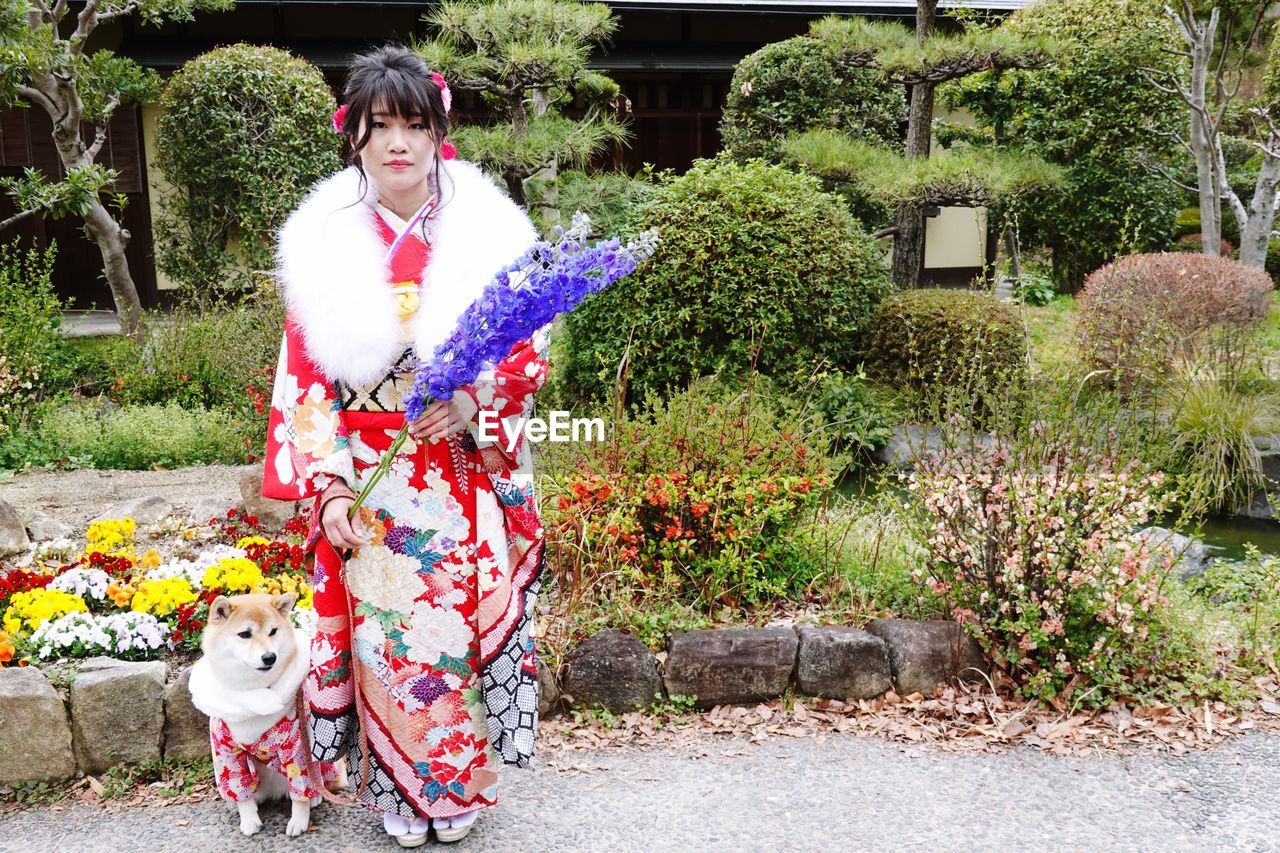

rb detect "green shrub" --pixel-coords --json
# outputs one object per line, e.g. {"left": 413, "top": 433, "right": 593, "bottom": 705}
{"left": 155, "top": 44, "right": 340, "bottom": 298}
{"left": 39, "top": 400, "right": 250, "bottom": 469}
{"left": 103, "top": 291, "right": 284, "bottom": 413}
{"left": 1172, "top": 207, "right": 1200, "bottom": 239}
{"left": 808, "top": 366, "right": 898, "bottom": 456}
{"left": 863, "top": 289, "right": 1027, "bottom": 396}
{"left": 720, "top": 35, "right": 905, "bottom": 163}
{"left": 791, "top": 493, "right": 940, "bottom": 620}
{"left": 1010, "top": 271, "right": 1057, "bottom": 306}
{"left": 948, "top": 0, "right": 1184, "bottom": 289}
{"left": 560, "top": 154, "right": 893, "bottom": 404}
{"left": 0, "top": 240, "right": 74, "bottom": 436}
{"left": 1171, "top": 206, "right": 1240, "bottom": 246}
{"left": 541, "top": 374, "right": 849, "bottom": 610}
{"left": 1186, "top": 544, "right": 1280, "bottom": 669}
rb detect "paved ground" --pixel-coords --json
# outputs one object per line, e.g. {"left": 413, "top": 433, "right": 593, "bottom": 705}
{"left": 3, "top": 731, "right": 1278, "bottom": 853}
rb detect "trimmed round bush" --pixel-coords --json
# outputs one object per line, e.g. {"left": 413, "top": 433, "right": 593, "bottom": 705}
{"left": 560, "top": 154, "right": 894, "bottom": 403}
{"left": 720, "top": 36, "right": 905, "bottom": 163}
{"left": 155, "top": 44, "right": 340, "bottom": 296}
{"left": 863, "top": 289, "right": 1027, "bottom": 391}
{"left": 1078, "top": 252, "right": 1274, "bottom": 381}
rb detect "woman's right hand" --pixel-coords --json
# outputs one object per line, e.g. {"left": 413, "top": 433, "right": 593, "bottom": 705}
{"left": 321, "top": 495, "right": 369, "bottom": 551}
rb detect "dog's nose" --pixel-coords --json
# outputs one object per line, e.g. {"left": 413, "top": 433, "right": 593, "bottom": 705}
{"left": 261, "top": 652, "right": 277, "bottom": 668}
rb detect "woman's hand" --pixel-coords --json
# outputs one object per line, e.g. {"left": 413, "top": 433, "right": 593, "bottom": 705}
{"left": 321, "top": 495, "right": 368, "bottom": 551}
{"left": 408, "top": 391, "right": 479, "bottom": 442}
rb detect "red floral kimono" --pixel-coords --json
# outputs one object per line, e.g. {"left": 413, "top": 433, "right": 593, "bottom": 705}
{"left": 262, "top": 208, "right": 549, "bottom": 819}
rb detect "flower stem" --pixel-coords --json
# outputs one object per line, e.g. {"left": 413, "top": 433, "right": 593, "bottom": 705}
{"left": 347, "top": 423, "right": 412, "bottom": 519}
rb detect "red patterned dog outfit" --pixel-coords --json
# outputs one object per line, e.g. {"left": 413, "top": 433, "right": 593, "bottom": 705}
{"left": 210, "top": 710, "right": 338, "bottom": 803}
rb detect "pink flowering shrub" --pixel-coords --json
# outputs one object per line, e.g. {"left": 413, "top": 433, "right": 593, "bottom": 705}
{"left": 903, "top": 426, "right": 1176, "bottom": 703}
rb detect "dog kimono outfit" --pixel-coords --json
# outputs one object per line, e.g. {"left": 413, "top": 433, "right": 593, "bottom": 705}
{"left": 211, "top": 709, "right": 341, "bottom": 803}
{"left": 262, "top": 158, "right": 549, "bottom": 821}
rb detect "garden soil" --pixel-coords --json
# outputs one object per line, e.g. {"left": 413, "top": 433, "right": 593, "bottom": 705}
{"left": 0, "top": 465, "right": 244, "bottom": 527}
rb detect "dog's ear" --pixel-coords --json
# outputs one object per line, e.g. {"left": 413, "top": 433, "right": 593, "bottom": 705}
{"left": 209, "top": 596, "right": 232, "bottom": 623}
{"left": 273, "top": 592, "right": 298, "bottom": 617}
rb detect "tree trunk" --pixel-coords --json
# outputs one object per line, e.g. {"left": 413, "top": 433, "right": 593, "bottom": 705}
{"left": 31, "top": 70, "right": 144, "bottom": 338}
{"left": 82, "top": 199, "right": 143, "bottom": 336}
{"left": 1239, "top": 136, "right": 1280, "bottom": 267}
{"left": 893, "top": 202, "right": 926, "bottom": 287}
{"left": 1187, "top": 10, "right": 1222, "bottom": 255}
{"left": 1004, "top": 223, "right": 1023, "bottom": 281}
{"left": 891, "top": 0, "right": 940, "bottom": 289}
{"left": 531, "top": 88, "right": 559, "bottom": 228}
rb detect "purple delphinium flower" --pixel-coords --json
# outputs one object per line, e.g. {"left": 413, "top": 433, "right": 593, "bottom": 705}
{"left": 402, "top": 213, "right": 658, "bottom": 422}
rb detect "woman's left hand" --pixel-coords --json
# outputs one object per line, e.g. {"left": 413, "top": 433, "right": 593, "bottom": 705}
{"left": 409, "top": 391, "right": 479, "bottom": 442}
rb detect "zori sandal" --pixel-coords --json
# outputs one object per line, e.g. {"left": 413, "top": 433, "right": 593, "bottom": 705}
{"left": 433, "top": 808, "right": 480, "bottom": 843}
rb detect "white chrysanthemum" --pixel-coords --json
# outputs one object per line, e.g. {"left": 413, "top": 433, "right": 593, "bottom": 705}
{"left": 33, "top": 538, "right": 75, "bottom": 561}
{"left": 144, "top": 559, "right": 205, "bottom": 587}
{"left": 401, "top": 601, "right": 473, "bottom": 662}
{"left": 49, "top": 568, "right": 112, "bottom": 603}
{"left": 30, "top": 611, "right": 169, "bottom": 660}
{"left": 347, "top": 546, "right": 422, "bottom": 614}
{"left": 193, "top": 545, "right": 246, "bottom": 569}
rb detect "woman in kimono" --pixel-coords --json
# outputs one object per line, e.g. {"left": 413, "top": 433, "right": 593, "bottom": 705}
{"left": 261, "top": 44, "right": 549, "bottom": 846}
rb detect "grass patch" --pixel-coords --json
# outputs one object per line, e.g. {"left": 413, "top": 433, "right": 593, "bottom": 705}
{"left": 1018, "top": 294, "right": 1079, "bottom": 374}
{"left": 28, "top": 399, "right": 253, "bottom": 470}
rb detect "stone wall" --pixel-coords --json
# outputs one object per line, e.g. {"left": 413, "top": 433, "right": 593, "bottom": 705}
{"left": 0, "top": 618, "right": 986, "bottom": 786}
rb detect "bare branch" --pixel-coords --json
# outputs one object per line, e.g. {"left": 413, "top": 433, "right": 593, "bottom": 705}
{"left": 1139, "top": 154, "right": 1199, "bottom": 193}
{"left": 17, "top": 84, "right": 58, "bottom": 116}
{"left": 1217, "top": 143, "right": 1248, "bottom": 226}
{"left": 0, "top": 208, "right": 41, "bottom": 232}
{"left": 71, "top": 0, "right": 107, "bottom": 54}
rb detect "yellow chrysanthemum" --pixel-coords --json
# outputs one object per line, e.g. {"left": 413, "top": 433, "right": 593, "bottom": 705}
{"left": 236, "top": 536, "right": 272, "bottom": 550}
{"left": 83, "top": 516, "right": 138, "bottom": 563}
{"left": 252, "top": 573, "right": 314, "bottom": 611}
{"left": 2, "top": 589, "right": 88, "bottom": 637}
{"left": 131, "top": 577, "right": 198, "bottom": 617}
{"left": 202, "top": 557, "right": 265, "bottom": 593}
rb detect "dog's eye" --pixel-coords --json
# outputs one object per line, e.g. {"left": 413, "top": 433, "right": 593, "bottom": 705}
{"left": 269, "top": 628, "right": 278, "bottom": 637}
{"left": 238, "top": 630, "right": 252, "bottom": 639}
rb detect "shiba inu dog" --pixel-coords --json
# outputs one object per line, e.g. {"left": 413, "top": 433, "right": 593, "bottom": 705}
{"left": 188, "top": 592, "right": 338, "bottom": 837}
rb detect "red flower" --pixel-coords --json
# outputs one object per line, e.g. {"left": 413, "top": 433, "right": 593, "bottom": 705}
{"left": 440, "top": 140, "right": 457, "bottom": 160}
{"left": 332, "top": 104, "right": 348, "bottom": 133}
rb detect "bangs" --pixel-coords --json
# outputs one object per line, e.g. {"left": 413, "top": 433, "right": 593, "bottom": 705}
{"left": 357, "top": 71, "right": 433, "bottom": 124}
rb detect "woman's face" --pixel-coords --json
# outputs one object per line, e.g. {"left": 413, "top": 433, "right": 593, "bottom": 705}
{"left": 356, "top": 100, "right": 437, "bottom": 198}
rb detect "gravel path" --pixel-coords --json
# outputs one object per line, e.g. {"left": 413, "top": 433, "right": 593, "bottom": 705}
{"left": 3, "top": 731, "right": 1278, "bottom": 853}
{"left": 0, "top": 465, "right": 246, "bottom": 527}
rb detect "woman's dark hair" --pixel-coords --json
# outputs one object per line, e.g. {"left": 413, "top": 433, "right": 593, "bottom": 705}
{"left": 338, "top": 43, "right": 453, "bottom": 211}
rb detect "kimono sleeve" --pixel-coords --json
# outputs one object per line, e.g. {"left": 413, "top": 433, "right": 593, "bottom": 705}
{"left": 261, "top": 312, "right": 357, "bottom": 501}
{"left": 458, "top": 322, "right": 552, "bottom": 469}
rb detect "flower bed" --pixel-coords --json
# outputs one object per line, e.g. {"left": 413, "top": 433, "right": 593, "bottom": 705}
{"left": 0, "top": 509, "right": 314, "bottom": 667}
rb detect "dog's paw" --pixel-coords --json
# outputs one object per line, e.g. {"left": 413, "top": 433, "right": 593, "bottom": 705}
{"left": 239, "top": 813, "right": 264, "bottom": 836}
{"left": 286, "top": 814, "right": 310, "bottom": 837}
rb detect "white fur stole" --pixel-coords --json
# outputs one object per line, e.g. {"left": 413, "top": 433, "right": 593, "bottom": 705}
{"left": 275, "top": 159, "right": 540, "bottom": 389}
